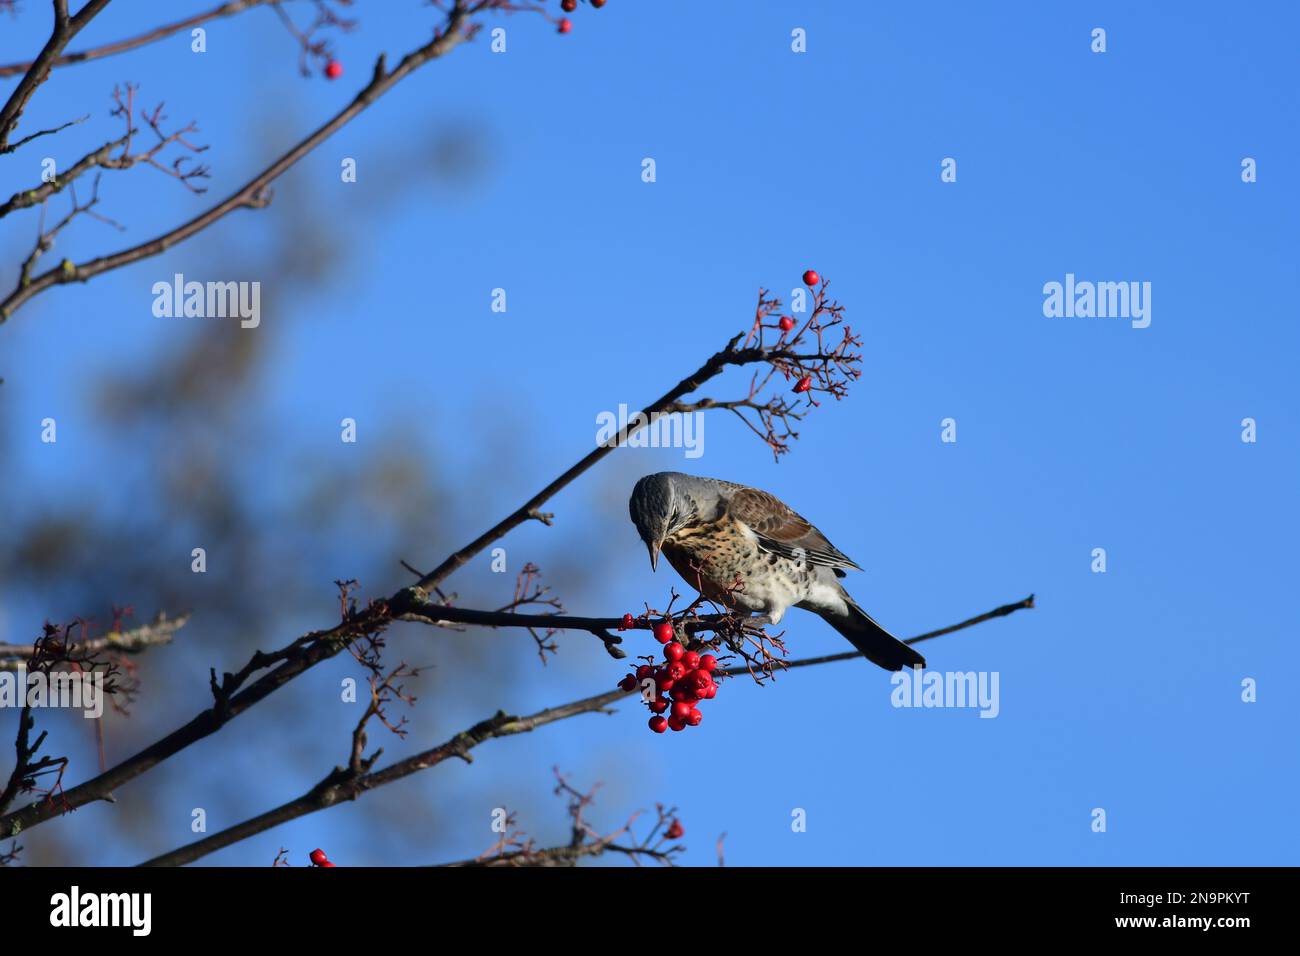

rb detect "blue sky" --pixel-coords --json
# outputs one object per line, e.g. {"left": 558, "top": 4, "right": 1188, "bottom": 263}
{"left": 2, "top": 1, "right": 1297, "bottom": 866}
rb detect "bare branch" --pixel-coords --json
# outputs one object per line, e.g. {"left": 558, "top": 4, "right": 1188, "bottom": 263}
{"left": 0, "top": 611, "right": 189, "bottom": 672}
{"left": 0, "top": 615, "right": 150, "bottom": 815}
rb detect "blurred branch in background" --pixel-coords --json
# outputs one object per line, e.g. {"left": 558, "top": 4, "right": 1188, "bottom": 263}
{"left": 0, "top": 611, "right": 189, "bottom": 673}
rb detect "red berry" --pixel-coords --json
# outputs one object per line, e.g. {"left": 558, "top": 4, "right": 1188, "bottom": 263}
{"left": 681, "top": 651, "right": 700, "bottom": 670}
{"left": 667, "top": 662, "right": 687, "bottom": 681}
{"left": 562, "top": 0, "right": 577, "bottom": 10}
{"left": 699, "top": 653, "right": 717, "bottom": 672}
{"left": 802, "top": 269, "right": 820, "bottom": 286}
{"left": 619, "top": 613, "right": 634, "bottom": 631}
{"left": 702, "top": 682, "right": 717, "bottom": 699}
{"left": 664, "top": 642, "right": 685, "bottom": 662}
{"left": 670, "top": 683, "right": 696, "bottom": 702}
{"left": 778, "top": 316, "right": 796, "bottom": 332}
{"left": 665, "top": 819, "right": 685, "bottom": 839}
{"left": 592, "top": 0, "right": 606, "bottom": 7}
{"left": 649, "top": 699, "right": 668, "bottom": 714}
{"left": 653, "top": 621, "right": 675, "bottom": 644}
{"left": 309, "top": 848, "right": 331, "bottom": 866}
{"left": 618, "top": 675, "right": 637, "bottom": 692}
{"left": 649, "top": 715, "right": 668, "bottom": 733}
{"left": 635, "top": 664, "right": 654, "bottom": 680}
{"left": 685, "top": 707, "right": 703, "bottom": 727}
{"left": 671, "top": 701, "right": 693, "bottom": 720}
{"left": 324, "top": 61, "right": 343, "bottom": 80}
{"left": 793, "top": 375, "right": 813, "bottom": 393}
{"left": 667, "top": 716, "right": 686, "bottom": 732}
{"left": 557, "top": 17, "right": 573, "bottom": 33}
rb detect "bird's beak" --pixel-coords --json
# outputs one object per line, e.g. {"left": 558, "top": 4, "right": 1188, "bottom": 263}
{"left": 647, "top": 540, "right": 660, "bottom": 572}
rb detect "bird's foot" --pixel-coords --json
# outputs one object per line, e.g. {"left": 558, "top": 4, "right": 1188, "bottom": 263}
{"left": 721, "top": 614, "right": 770, "bottom": 650}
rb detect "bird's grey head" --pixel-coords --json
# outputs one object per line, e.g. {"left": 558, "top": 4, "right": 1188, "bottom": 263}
{"left": 628, "top": 472, "right": 714, "bottom": 571}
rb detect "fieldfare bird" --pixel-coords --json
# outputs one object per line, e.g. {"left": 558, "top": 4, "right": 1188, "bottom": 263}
{"left": 628, "top": 472, "right": 923, "bottom": 671}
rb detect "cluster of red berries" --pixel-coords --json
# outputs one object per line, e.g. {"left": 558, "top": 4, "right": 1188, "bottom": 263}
{"left": 617, "top": 620, "right": 721, "bottom": 734}
{"left": 309, "top": 848, "right": 336, "bottom": 867}
{"left": 558, "top": 0, "right": 606, "bottom": 33}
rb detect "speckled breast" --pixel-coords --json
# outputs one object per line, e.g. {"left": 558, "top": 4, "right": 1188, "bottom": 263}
{"left": 661, "top": 516, "right": 767, "bottom": 612}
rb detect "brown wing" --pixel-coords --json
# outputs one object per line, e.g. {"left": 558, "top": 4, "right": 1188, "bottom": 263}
{"left": 726, "top": 487, "right": 863, "bottom": 572}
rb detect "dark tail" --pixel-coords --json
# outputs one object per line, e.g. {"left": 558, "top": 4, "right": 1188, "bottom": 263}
{"left": 820, "top": 599, "right": 925, "bottom": 671}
